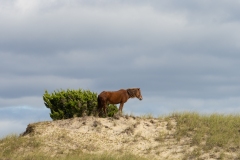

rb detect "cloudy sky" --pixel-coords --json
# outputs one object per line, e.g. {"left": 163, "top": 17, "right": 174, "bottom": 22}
{"left": 1, "top": 0, "right": 240, "bottom": 137}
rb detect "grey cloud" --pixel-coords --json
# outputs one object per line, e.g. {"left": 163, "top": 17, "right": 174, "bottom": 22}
{"left": 0, "top": 0, "right": 240, "bottom": 115}
{"left": 1, "top": 0, "right": 240, "bottom": 58}
{"left": 0, "top": 75, "right": 94, "bottom": 98}
{"left": 1, "top": 2, "right": 147, "bottom": 53}
{"left": 1, "top": 51, "right": 240, "bottom": 101}
{"left": 1, "top": 1, "right": 240, "bottom": 139}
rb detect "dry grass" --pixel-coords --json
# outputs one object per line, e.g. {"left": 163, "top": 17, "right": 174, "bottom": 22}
{"left": 0, "top": 134, "right": 42, "bottom": 159}
{"left": 172, "top": 112, "right": 240, "bottom": 159}
{"left": 0, "top": 134, "right": 147, "bottom": 160}
{"left": 1, "top": 112, "right": 240, "bottom": 159}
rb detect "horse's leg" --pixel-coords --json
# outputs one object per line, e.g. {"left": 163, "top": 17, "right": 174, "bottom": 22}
{"left": 98, "top": 105, "right": 102, "bottom": 117}
{"left": 98, "top": 99, "right": 106, "bottom": 117}
{"left": 119, "top": 103, "right": 124, "bottom": 115}
{"left": 102, "top": 102, "right": 107, "bottom": 117}
{"left": 104, "top": 104, "right": 107, "bottom": 117}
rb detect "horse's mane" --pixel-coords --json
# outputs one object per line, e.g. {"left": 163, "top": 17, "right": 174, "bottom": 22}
{"left": 127, "top": 88, "right": 137, "bottom": 98}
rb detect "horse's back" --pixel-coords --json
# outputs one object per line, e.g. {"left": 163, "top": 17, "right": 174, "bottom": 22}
{"left": 98, "top": 89, "right": 128, "bottom": 104}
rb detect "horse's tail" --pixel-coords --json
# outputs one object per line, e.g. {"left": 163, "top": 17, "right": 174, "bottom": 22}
{"left": 97, "top": 95, "right": 101, "bottom": 109}
{"left": 97, "top": 95, "right": 102, "bottom": 116}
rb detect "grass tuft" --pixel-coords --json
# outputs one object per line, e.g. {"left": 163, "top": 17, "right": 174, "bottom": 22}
{"left": 173, "top": 112, "right": 240, "bottom": 153}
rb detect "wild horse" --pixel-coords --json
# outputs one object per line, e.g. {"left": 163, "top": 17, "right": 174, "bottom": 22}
{"left": 97, "top": 88, "right": 143, "bottom": 116}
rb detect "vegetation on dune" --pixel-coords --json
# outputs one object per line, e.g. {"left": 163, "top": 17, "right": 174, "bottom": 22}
{"left": 0, "top": 134, "right": 146, "bottom": 160}
{"left": 171, "top": 112, "right": 240, "bottom": 159}
{"left": 43, "top": 89, "right": 118, "bottom": 120}
{"left": 2, "top": 112, "right": 240, "bottom": 159}
{"left": 173, "top": 112, "right": 240, "bottom": 148}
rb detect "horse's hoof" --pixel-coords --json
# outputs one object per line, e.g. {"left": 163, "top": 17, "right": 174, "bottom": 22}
{"left": 113, "top": 114, "right": 120, "bottom": 119}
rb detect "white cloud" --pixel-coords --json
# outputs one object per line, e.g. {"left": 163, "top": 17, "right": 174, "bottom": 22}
{"left": 0, "top": 107, "right": 51, "bottom": 138}
{"left": 125, "top": 96, "right": 240, "bottom": 116}
{"left": 0, "top": 96, "right": 43, "bottom": 108}
{"left": 14, "top": 0, "right": 41, "bottom": 14}
{"left": 0, "top": 120, "right": 26, "bottom": 138}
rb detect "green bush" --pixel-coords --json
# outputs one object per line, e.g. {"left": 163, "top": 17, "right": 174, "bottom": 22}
{"left": 107, "top": 104, "right": 119, "bottom": 117}
{"left": 43, "top": 89, "right": 118, "bottom": 120}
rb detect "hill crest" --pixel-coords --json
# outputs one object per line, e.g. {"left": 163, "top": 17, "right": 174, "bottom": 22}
{"left": 2, "top": 113, "right": 240, "bottom": 159}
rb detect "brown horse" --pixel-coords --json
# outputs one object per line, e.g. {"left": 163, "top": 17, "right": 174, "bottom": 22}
{"left": 97, "top": 88, "right": 143, "bottom": 116}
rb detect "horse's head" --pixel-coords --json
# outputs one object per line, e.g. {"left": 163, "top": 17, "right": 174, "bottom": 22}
{"left": 127, "top": 88, "right": 143, "bottom": 100}
{"left": 136, "top": 88, "right": 143, "bottom": 100}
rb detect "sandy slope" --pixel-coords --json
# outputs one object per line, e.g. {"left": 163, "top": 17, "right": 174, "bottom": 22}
{"left": 22, "top": 115, "right": 220, "bottom": 160}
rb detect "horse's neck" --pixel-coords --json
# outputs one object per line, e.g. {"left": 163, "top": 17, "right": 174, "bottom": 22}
{"left": 127, "top": 89, "right": 134, "bottom": 98}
